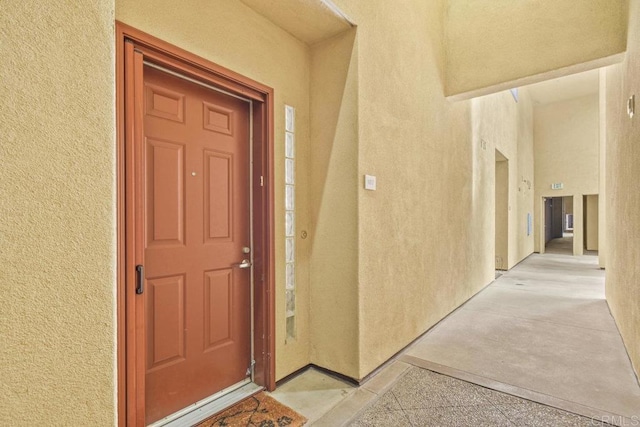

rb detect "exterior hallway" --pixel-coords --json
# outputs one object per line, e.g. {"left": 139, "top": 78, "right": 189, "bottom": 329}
{"left": 5, "top": 1, "right": 640, "bottom": 425}
{"left": 276, "top": 253, "right": 640, "bottom": 425}
{"left": 404, "top": 253, "right": 640, "bottom": 422}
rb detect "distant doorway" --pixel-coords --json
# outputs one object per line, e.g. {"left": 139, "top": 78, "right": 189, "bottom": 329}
{"left": 544, "top": 196, "right": 573, "bottom": 255}
{"left": 495, "top": 150, "right": 509, "bottom": 270}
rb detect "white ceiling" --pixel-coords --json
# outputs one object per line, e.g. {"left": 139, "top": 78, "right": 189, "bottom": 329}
{"left": 525, "top": 69, "right": 600, "bottom": 105}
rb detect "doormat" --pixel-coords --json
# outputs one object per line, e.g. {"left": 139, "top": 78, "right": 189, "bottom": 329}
{"left": 196, "top": 392, "right": 307, "bottom": 427}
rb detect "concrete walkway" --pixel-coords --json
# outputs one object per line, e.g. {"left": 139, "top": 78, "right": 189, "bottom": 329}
{"left": 270, "top": 253, "right": 640, "bottom": 426}
{"left": 405, "top": 253, "right": 640, "bottom": 422}
{"left": 544, "top": 235, "right": 574, "bottom": 254}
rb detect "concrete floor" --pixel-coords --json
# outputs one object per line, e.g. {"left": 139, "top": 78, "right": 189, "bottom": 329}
{"left": 545, "top": 233, "right": 598, "bottom": 256}
{"left": 269, "top": 253, "right": 640, "bottom": 426}
{"left": 269, "top": 368, "right": 356, "bottom": 424}
{"left": 544, "top": 234, "right": 574, "bottom": 254}
{"left": 351, "top": 367, "right": 607, "bottom": 426}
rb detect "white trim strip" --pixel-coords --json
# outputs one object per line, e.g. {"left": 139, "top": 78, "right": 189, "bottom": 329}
{"left": 143, "top": 61, "right": 253, "bottom": 103}
{"left": 148, "top": 380, "right": 262, "bottom": 427}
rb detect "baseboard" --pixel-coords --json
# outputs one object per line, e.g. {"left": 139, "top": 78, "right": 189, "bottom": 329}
{"left": 275, "top": 363, "right": 360, "bottom": 388}
{"left": 276, "top": 265, "right": 509, "bottom": 390}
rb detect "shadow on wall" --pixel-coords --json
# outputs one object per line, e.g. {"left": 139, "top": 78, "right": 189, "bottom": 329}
{"left": 308, "top": 28, "right": 360, "bottom": 377}
{"left": 426, "top": 1, "right": 446, "bottom": 94}
{"left": 309, "top": 29, "right": 358, "bottom": 226}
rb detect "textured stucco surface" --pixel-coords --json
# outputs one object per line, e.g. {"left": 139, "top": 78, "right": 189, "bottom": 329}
{"left": 495, "top": 156, "right": 509, "bottom": 270}
{"left": 330, "top": 0, "right": 535, "bottom": 378}
{"left": 475, "top": 90, "right": 535, "bottom": 271}
{"left": 239, "top": 0, "right": 352, "bottom": 44}
{"left": 309, "top": 30, "right": 360, "bottom": 377}
{"left": 599, "top": 69, "right": 608, "bottom": 268}
{"left": 0, "top": 0, "right": 116, "bottom": 425}
{"left": 604, "top": 0, "right": 640, "bottom": 378}
{"left": 445, "top": 0, "right": 629, "bottom": 98}
{"left": 117, "top": 0, "right": 314, "bottom": 380}
{"left": 6, "top": 3, "right": 634, "bottom": 424}
{"left": 585, "top": 195, "right": 599, "bottom": 251}
{"left": 533, "top": 95, "right": 600, "bottom": 254}
{"left": 515, "top": 90, "right": 536, "bottom": 263}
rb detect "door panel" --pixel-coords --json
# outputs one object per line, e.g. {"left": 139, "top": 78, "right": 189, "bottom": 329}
{"left": 146, "top": 275, "right": 186, "bottom": 372}
{"left": 145, "top": 83, "right": 185, "bottom": 123}
{"left": 203, "top": 269, "right": 233, "bottom": 350}
{"left": 203, "top": 102, "right": 234, "bottom": 135}
{"left": 142, "top": 65, "right": 251, "bottom": 425}
{"left": 146, "top": 138, "right": 185, "bottom": 247}
{"left": 204, "top": 151, "right": 233, "bottom": 241}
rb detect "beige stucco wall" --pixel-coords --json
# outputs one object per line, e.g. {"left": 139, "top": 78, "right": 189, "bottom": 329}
{"left": 604, "top": 0, "right": 640, "bottom": 378}
{"left": 0, "top": 1, "right": 116, "bottom": 425}
{"left": 308, "top": 30, "right": 360, "bottom": 376}
{"left": 6, "top": 1, "right": 627, "bottom": 424}
{"left": 445, "top": 0, "right": 629, "bottom": 98}
{"left": 585, "top": 195, "right": 599, "bottom": 251}
{"left": 353, "top": 0, "right": 487, "bottom": 377}
{"left": 495, "top": 156, "right": 509, "bottom": 270}
{"left": 476, "top": 89, "right": 535, "bottom": 270}
{"left": 516, "top": 92, "right": 536, "bottom": 262}
{"left": 533, "top": 94, "right": 600, "bottom": 254}
{"left": 599, "top": 70, "right": 608, "bottom": 268}
{"left": 116, "top": 0, "right": 313, "bottom": 380}
{"left": 329, "top": 0, "right": 535, "bottom": 378}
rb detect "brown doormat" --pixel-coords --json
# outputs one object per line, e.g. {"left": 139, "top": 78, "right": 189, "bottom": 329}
{"left": 196, "top": 392, "right": 307, "bottom": 427}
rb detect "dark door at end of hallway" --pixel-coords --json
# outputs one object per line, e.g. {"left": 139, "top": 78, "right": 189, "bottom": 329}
{"left": 545, "top": 197, "right": 563, "bottom": 244}
{"left": 142, "top": 65, "right": 251, "bottom": 424}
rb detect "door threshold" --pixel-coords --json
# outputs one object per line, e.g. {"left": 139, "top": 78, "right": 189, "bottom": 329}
{"left": 148, "top": 380, "right": 263, "bottom": 427}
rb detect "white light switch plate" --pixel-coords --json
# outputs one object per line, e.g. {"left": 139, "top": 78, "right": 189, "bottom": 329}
{"left": 364, "top": 175, "right": 377, "bottom": 191}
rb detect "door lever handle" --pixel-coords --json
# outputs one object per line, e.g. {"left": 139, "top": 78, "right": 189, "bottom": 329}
{"left": 136, "top": 265, "right": 144, "bottom": 295}
{"left": 235, "top": 259, "right": 251, "bottom": 269}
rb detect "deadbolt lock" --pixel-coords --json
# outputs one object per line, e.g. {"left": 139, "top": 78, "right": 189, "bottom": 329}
{"left": 242, "top": 246, "right": 251, "bottom": 254}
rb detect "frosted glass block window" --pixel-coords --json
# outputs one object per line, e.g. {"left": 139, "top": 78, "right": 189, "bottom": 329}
{"left": 285, "top": 132, "right": 295, "bottom": 158}
{"left": 285, "top": 237, "right": 295, "bottom": 263}
{"left": 285, "top": 159, "right": 295, "bottom": 185}
{"left": 284, "top": 105, "right": 296, "bottom": 340}
{"left": 285, "top": 105, "right": 295, "bottom": 132}
{"left": 285, "top": 263, "right": 295, "bottom": 290}
{"left": 286, "top": 289, "right": 296, "bottom": 314}
{"left": 285, "top": 185, "right": 295, "bottom": 211}
{"left": 285, "top": 211, "right": 295, "bottom": 237}
{"left": 286, "top": 317, "right": 295, "bottom": 342}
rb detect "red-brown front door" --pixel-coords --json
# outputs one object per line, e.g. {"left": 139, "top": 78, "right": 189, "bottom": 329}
{"left": 141, "top": 65, "right": 251, "bottom": 424}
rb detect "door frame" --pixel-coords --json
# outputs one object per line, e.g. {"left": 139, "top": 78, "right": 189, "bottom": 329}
{"left": 494, "top": 150, "right": 509, "bottom": 270}
{"left": 540, "top": 196, "right": 549, "bottom": 254}
{"left": 115, "top": 22, "right": 276, "bottom": 426}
